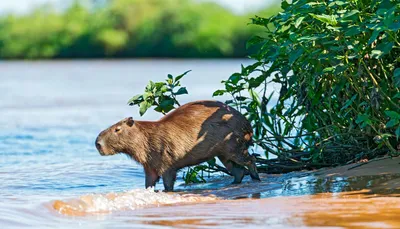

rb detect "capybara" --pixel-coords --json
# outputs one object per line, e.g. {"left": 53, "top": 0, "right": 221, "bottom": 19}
{"left": 95, "top": 100, "right": 260, "bottom": 191}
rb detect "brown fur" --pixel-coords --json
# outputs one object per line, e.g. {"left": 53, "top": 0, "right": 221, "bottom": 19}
{"left": 95, "top": 100, "right": 260, "bottom": 191}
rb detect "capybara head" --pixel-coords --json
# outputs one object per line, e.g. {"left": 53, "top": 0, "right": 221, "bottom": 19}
{"left": 95, "top": 117, "right": 135, "bottom": 156}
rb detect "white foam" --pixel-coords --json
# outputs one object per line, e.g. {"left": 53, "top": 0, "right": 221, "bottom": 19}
{"left": 54, "top": 188, "right": 217, "bottom": 215}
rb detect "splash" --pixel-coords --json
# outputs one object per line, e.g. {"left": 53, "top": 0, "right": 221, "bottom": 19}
{"left": 53, "top": 188, "right": 218, "bottom": 216}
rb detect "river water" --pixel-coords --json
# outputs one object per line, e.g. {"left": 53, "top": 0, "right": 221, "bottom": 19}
{"left": 1, "top": 60, "right": 400, "bottom": 229}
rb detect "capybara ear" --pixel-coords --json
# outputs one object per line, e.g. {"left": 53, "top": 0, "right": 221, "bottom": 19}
{"left": 126, "top": 117, "right": 134, "bottom": 127}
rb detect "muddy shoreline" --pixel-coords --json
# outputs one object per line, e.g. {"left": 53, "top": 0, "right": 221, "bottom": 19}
{"left": 178, "top": 156, "right": 400, "bottom": 199}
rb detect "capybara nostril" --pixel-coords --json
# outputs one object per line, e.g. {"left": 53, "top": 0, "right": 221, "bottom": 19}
{"left": 95, "top": 142, "right": 102, "bottom": 151}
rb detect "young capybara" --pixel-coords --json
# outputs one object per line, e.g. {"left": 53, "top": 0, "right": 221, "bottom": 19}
{"left": 95, "top": 100, "right": 260, "bottom": 191}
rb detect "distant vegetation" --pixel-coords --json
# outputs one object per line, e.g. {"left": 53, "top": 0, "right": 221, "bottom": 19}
{"left": 0, "top": 0, "right": 280, "bottom": 59}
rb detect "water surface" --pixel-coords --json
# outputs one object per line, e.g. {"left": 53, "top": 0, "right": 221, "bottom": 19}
{"left": 0, "top": 59, "right": 251, "bottom": 227}
{"left": 1, "top": 60, "right": 399, "bottom": 229}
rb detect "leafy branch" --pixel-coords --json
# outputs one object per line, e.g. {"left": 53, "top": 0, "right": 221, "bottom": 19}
{"left": 127, "top": 70, "right": 191, "bottom": 116}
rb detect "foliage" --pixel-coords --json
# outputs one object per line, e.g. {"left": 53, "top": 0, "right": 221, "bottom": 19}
{"left": 183, "top": 166, "right": 207, "bottom": 184}
{"left": 127, "top": 70, "right": 190, "bottom": 116}
{"left": 0, "top": 0, "right": 280, "bottom": 59}
{"left": 214, "top": 0, "right": 400, "bottom": 164}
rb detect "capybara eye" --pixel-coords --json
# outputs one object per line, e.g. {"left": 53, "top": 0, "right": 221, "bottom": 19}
{"left": 115, "top": 126, "right": 121, "bottom": 132}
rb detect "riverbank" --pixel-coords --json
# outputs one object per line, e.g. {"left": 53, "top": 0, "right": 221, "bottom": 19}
{"left": 53, "top": 157, "right": 400, "bottom": 228}
{"left": 177, "top": 156, "right": 400, "bottom": 199}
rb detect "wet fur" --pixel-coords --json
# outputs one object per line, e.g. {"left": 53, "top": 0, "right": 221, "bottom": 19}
{"left": 96, "top": 100, "right": 260, "bottom": 191}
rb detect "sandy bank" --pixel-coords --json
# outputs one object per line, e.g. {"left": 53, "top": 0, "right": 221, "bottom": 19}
{"left": 181, "top": 156, "right": 400, "bottom": 199}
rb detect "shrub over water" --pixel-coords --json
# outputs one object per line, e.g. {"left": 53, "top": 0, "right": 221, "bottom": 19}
{"left": 216, "top": 0, "right": 400, "bottom": 164}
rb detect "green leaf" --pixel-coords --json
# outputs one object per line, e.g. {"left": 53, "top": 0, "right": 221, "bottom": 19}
{"left": 139, "top": 101, "right": 153, "bottom": 116}
{"left": 281, "top": 0, "right": 290, "bottom": 10}
{"left": 370, "top": 50, "right": 383, "bottom": 59}
{"left": 341, "top": 10, "right": 359, "bottom": 20}
{"left": 289, "top": 48, "right": 304, "bottom": 65}
{"left": 323, "top": 67, "right": 335, "bottom": 73}
{"left": 385, "top": 111, "right": 400, "bottom": 120}
{"left": 175, "top": 87, "right": 188, "bottom": 95}
{"left": 127, "top": 94, "right": 143, "bottom": 105}
{"left": 248, "top": 74, "right": 267, "bottom": 88}
{"left": 309, "top": 13, "right": 337, "bottom": 26}
{"left": 175, "top": 70, "right": 192, "bottom": 82}
{"left": 167, "top": 74, "right": 173, "bottom": 80}
{"left": 155, "top": 82, "right": 166, "bottom": 90}
{"left": 236, "top": 96, "right": 247, "bottom": 101}
{"left": 143, "top": 91, "right": 153, "bottom": 100}
{"left": 341, "top": 94, "right": 357, "bottom": 110}
{"left": 326, "top": 26, "right": 340, "bottom": 32}
{"left": 386, "top": 119, "right": 399, "bottom": 128}
{"left": 160, "top": 85, "right": 168, "bottom": 93}
{"left": 396, "top": 126, "right": 400, "bottom": 139}
{"left": 306, "top": 2, "right": 325, "bottom": 6}
{"left": 394, "top": 68, "right": 400, "bottom": 87}
{"left": 229, "top": 73, "right": 242, "bottom": 84}
{"left": 383, "top": 6, "right": 396, "bottom": 27}
{"left": 146, "top": 81, "right": 155, "bottom": 91}
{"left": 298, "top": 36, "right": 320, "bottom": 41}
{"left": 213, "top": 90, "right": 226, "bottom": 97}
{"left": 375, "top": 42, "right": 394, "bottom": 55}
{"left": 389, "top": 22, "right": 400, "bottom": 31}
{"left": 345, "top": 26, "right": 362, "bottom": 36}
{"left": 394, "top": 92, "right": 400, "bottom": 99}
{"left": 158, "top": 98, "right": 175, "bottom": 113}
{"left": 356, "top": 114, "right": 372, "bottom": 127}
{"left": 295, "top": 16, "right": 305, "bottom": 28}
{"left": 368, "top": 30, "right": 381, "bottom": 45}
{"left": 246, "top": 36, "right": 265, "bottom": 49}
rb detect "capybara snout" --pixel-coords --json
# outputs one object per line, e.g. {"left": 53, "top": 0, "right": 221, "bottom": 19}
{"left": 96, "top": 100, "right": 260, "bottom": 191}
{"left": 95, "top": 117, "right": 135, "bottom": 156}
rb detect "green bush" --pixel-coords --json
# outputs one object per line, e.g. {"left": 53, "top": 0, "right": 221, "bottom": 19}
{"left": 215, "top": 0, "right": 400, "bottom": 164}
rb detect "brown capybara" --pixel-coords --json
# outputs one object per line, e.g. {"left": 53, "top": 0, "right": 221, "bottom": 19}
{"left": 95, "top": 100, "right": 260, "bottom": 191}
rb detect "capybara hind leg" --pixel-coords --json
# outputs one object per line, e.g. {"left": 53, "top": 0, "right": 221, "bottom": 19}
{"left": 247, "top": 162, "right": 260, "bottom": 181}
{"left": 231, "top": 164, "right": 245, "bottom": 184}
{"left": 231, "top": 150, "right": 261, "bottom": 182}
{"left": 218, "top": 155, "right": 245, "bottom": 184}
{"left": 218, "top": 155, "right": 233, "bottom": 173}
{"left": 162, "top": 169, "right": 177, "bottom": 192}
{"left": 145, "top": 167, "right": 160, "bottom": 189}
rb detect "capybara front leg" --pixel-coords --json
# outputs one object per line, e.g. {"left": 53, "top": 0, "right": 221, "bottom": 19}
{"left": 144, "top": 167, "right": 160, "bottom": 189}
{"left": 162, "top": 169, "right": 177, "bottom": 192}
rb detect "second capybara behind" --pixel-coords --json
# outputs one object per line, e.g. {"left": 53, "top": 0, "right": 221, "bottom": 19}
{"left": 95, "top": 100, "right": 260, "bottom": 191}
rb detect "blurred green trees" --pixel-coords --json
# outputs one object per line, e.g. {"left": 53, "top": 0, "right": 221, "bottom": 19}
{"left": 0, "top": 0, "right": 280, "bottom": 59}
